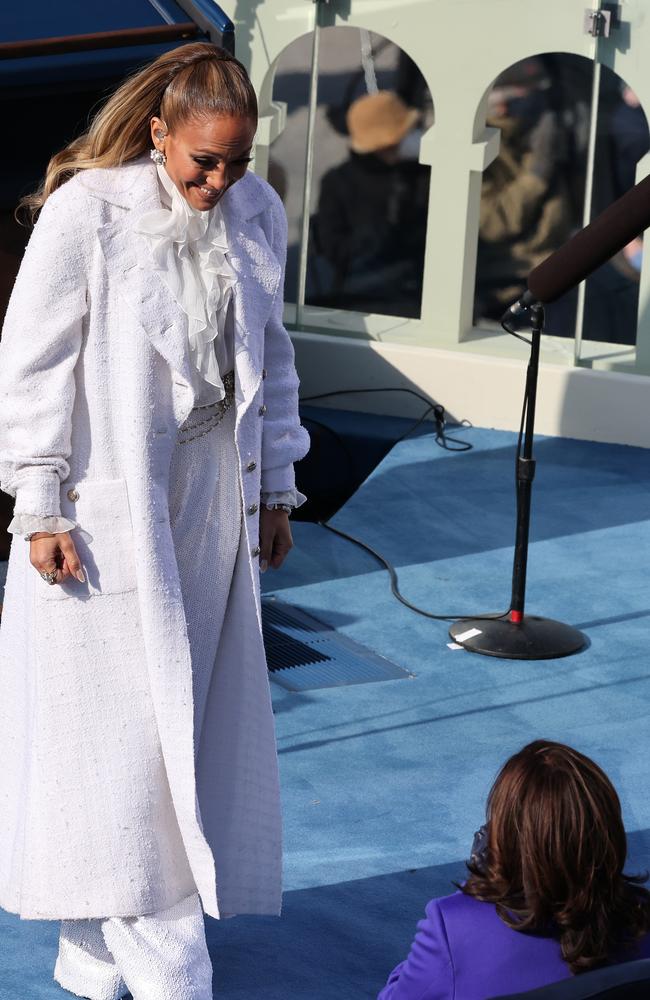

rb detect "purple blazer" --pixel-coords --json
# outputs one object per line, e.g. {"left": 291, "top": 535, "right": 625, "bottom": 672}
{"left": 378, "top": 890, "right": 650, "bottom": 1000}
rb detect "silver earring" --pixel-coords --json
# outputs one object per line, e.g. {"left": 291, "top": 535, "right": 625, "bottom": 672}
{"left": 150, "top": 147, "right": 166, "bottom": 165}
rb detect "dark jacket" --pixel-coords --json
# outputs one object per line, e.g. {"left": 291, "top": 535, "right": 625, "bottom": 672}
{"left": 311, "top": 151, "right": 430, "bottom": 316}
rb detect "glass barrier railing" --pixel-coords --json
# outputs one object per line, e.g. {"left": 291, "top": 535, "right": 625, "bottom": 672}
{"left": 220, "top": 1, "right": 650, "bottom": 374}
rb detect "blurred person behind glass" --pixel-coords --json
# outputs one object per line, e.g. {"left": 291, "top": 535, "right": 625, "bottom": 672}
{"left": 309, "top": 90, "right": 430, "bottom": 317}
{"left": 575, "top": 84, "right": 649, "bottom": 344}
{"left": 378, "top": 740, "right": 650, "bottom": 999}
{"left": 475, "top": 58, "right": 573, "bottom": 323}
{"left": 603, "top": 84, "right": 649, "bottom": 289}
{"left": 610, "top": 85, "right": 650, "bottom": 199}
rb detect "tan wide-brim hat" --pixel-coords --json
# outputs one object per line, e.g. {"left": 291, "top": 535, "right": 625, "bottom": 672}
{"left": 346, "top": 91, "right": 420, "bottom": 154}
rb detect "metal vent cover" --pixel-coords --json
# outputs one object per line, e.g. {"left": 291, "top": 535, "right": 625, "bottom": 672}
{"left": 262, "top": 597, "right": 412, "bottom": 691}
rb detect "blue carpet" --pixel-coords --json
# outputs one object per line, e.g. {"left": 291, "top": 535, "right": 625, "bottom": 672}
{"left": 2, "top": 425, "right": 650, "bottom": 998}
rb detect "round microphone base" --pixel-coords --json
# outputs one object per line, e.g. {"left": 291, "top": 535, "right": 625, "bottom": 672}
{"left": 449, "top": 614, "right": 587, "bottom": 660}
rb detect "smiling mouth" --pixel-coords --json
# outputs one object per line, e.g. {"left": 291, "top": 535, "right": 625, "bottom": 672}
{"left": 195, "top": 185, "right": 219, "bottom": 199}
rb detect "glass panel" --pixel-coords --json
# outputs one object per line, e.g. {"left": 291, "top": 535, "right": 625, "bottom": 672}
{"left": 269, "top": 26, "right": 432, "bottom": 319}
{"left": 473, "top": 54, "right": 594, "bottom": 338}
{"left": 579, "top": 71, "right": 649, "bottom": 350}
{"left": 474, "top": 55, "right": 649, "bottom": 351}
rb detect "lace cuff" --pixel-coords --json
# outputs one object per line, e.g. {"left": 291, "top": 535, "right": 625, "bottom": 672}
{"left": 9, "top": 513, "right": 78, "bottom": 540}
{"left": 261, "top": 489, "right": 307, "bottom": 510}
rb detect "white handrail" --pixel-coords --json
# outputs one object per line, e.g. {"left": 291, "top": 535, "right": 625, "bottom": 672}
{"left": 296, "top": 2, "right": 322, "bottom": 323}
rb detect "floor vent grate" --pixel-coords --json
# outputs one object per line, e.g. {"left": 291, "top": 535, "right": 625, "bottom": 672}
{"left": 262, "top": 598, "right": 412, "bottom": 691}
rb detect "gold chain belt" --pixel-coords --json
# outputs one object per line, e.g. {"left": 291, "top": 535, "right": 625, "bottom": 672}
{"left": 177, "top": 370, "right": 235, "bottom": 445}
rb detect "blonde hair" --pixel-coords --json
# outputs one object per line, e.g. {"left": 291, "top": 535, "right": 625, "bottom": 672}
{"left": 20, "top": 42, "right": 257, "bottom": 222}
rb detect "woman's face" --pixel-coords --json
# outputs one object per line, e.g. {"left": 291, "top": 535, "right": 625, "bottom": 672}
{"left": 150, "top": 113, "right": 256, "bottom": 211}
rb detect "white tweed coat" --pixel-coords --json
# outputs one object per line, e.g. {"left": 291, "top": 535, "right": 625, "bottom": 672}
{"left": 0, "top": 158, "right": 309, "bottom": 920}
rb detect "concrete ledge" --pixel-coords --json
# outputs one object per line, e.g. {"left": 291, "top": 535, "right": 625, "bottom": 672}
{"left": 292, "top": 332, "right": 650, "bottom": 448}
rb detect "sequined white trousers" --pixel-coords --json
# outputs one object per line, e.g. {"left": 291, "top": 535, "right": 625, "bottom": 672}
{"left": 54, "top": 892, "right": 212, "bottom": 1000}
{"left": 54, "top": 404, "right": 241, "bottom": 998}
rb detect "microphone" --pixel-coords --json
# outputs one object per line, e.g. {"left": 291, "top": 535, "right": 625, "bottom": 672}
{"left": 502, "top": 289, "right": 536, "bottom": 327}
{"left": 501, "top": 169, "right": 650, "bottom": 322}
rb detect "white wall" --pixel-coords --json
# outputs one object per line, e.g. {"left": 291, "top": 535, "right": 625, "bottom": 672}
{"left": 293, "top": 332, "right": 650, "bottom": 448}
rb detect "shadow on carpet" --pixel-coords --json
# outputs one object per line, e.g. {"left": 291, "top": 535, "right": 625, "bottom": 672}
{"left": 2, "top": 837, "right": 650, "bottom": 998}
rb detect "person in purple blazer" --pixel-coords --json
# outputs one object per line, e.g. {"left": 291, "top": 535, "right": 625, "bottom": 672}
{"left": 378, "top": 740, "right": 650, "bottom": 1000}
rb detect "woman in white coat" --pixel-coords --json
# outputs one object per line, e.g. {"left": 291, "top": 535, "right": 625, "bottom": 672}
{"left": 0, "top": 42, "right": 309, "bottom": 999}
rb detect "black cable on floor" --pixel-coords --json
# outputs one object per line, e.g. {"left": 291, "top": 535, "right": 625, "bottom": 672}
{"left": 317, "top": 520, "right": 510, "bottom": 623}
{"left": 302, "top": 377, "right": 534, "bottom": 622}
{"left": 300, "top": 386, "right": 473, "bottom": 452}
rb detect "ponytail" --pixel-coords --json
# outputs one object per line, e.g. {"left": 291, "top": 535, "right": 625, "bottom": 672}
{"left": 19, "top": 42, "right": 257, "bottom": 221}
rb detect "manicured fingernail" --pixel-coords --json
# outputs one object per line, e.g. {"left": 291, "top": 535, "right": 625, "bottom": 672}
{"left": 260, "top": 559, "right": 268, "bottom": 573}
{"left": 76, "top": 569, "right": 86, "bottom": 582}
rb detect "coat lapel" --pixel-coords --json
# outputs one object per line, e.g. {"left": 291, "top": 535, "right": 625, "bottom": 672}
{"left": 92, "top": 162, "right": 197, "bottom": 395}
{"left": 220, "top": 176, "right": 282, "bottom": 409}
{"left": 97, "top": 222, "right": 199, "bottom": 394}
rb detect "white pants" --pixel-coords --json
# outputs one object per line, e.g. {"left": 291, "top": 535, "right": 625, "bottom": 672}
{"left": 53, "top": 892, "right": 213, "bottom": 1000}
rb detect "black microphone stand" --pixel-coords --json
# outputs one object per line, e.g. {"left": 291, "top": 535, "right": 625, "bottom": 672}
{"left": 449, "top": 303, "right": 586, "bottom": 659}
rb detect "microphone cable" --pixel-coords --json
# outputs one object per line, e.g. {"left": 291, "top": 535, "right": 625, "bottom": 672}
{"left": 299, "top": 386, "right": 511, "bottom": 623}
{"left": 304, "top": 310, "right": 546, "bottom": 622}
{"left": 300, "top": 386, "right": 473, "bottom": 452}
{"left": 500, "top": 302, "right": 536, "bottom": 530}
{"left": 501, "top": 312, "right": 532, "bottom": 346}
{"left": 317, "top": 519, "right": 511, "bottom": 622}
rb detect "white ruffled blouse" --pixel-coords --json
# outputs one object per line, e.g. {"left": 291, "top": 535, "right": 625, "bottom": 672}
{"left": 11, "top": 163, "right": 303, "bottom": 540}
{"left": 136, "top": 163, "right": 236, "bottom": 406}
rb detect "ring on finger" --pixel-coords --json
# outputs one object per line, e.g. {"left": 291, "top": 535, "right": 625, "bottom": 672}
{"left": 39, "top": 569, "right": 58, "bottom": 585}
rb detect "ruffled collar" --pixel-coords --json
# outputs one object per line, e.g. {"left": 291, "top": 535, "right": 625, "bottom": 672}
{"left": 133, "top": 164, "right": 237, "bottom": 404}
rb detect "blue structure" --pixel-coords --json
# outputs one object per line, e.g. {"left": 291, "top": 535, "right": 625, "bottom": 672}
{"left": 0, "top": 1, "right": 233, "bottom": 87}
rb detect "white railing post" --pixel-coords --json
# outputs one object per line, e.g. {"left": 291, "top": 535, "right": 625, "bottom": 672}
{"left": 573, "top": 60, "right": 602, "bottom": 363}
{"left": 296, "top": 2, "right": 323, "bottom": 324}
{"left": 633, "top": 152, "right": 650, "bottom": 372}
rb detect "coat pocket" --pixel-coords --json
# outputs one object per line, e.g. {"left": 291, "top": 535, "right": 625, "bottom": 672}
{"left": 38, "top": 477, "right": 137, "bottom": 601}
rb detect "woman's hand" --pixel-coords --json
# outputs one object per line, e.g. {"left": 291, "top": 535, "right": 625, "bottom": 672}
{"left": 30, "top": 531, "right": 85, "bottom": 585}
{"left": 259, "top": 508, "right": 293, "bottom": 573}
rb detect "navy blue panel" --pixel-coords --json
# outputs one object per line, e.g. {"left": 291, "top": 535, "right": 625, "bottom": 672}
{"left": 0, "top": 0, "right": 192, "bottom": 42}
{"left": 184, "top": 0, "right": 234, "bottom": 34}
{"left": 0, "top": 39, "right": 211, "bottom": 90}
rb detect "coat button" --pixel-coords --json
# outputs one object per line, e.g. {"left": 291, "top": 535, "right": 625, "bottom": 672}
{"left": 247, "top": 503, "right": 259, "bottom": 516}
{"left": 251, "top": 545, "right": 261, "bottom": 558}
{"left": 258, "top": 404, "right": 267, "bottom": 416}
{"left": 246, "top": 460, "right": 257, "bottom": 472}
{"left": 262, "top": 368, "right": 268, "bottom": 379}
{"left": 67, "top": 488, "right": 79, "bottom": 502}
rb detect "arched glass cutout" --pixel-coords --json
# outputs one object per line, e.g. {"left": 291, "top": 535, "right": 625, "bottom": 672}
{"left": 269, "top": 27, "right": 433, "bottom": 320}
{"left": 474, "top": 54, "right": 649, "bottom": 349}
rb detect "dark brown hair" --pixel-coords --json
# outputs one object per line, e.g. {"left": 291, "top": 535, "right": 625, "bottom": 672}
{"left": 20, "top": 42, "right": 257, "bottom": 219}
{"left": 462, "top": 740, "right": 650, "bottom": 974}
